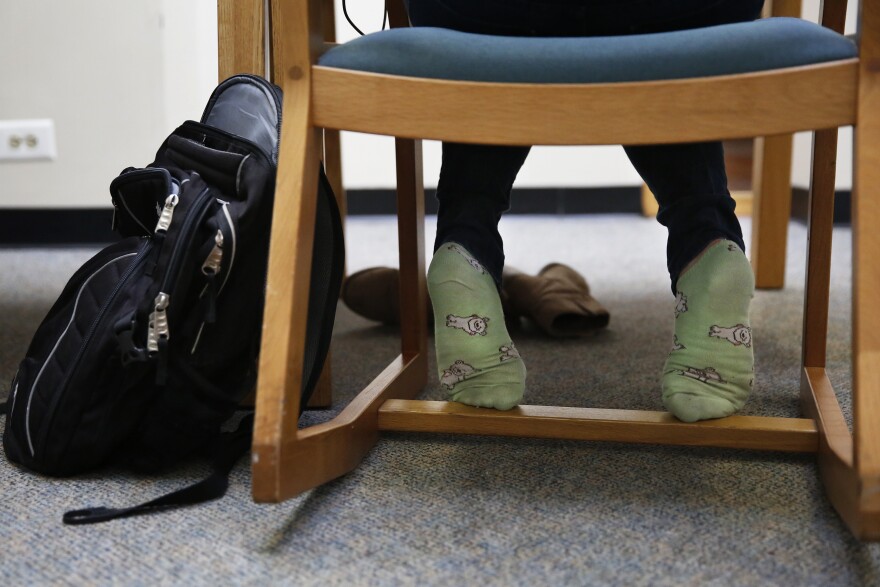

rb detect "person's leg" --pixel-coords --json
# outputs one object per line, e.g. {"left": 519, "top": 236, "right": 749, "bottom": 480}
{"left": 661, "top": 238, "right": 754, "bottom": 422}
{"left": 616, "top": 0, "right": 762, "bottom": 422}
{"left": 625, "top": 141, "right": 745, "bottom": 290}
{"left": 407, "top": 4, "right": 536, "bottom": 410}
{"left": 428, "top": 143, "right": 530, "bottom": 410}
{"left": 434, "top": 143, "right": 530, "bottom": 286}
{"left": 625, "top": 142, "right": 754, "bottom": 422}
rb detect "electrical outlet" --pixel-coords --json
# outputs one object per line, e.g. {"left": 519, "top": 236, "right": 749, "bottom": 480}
{"left": 0, "top": 119, "right": 57, "bottom": 161}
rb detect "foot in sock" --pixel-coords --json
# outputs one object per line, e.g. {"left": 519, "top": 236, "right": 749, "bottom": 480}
{"left": 428, "top": 243, "right": 526, "bottom": 410}
{"left": 662, "top": 240, "right": 755, "bottom": 422}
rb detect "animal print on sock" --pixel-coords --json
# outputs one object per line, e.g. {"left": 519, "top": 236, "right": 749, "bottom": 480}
{"left": 662, "top": 240, "right": 754, "bottom": 422}
{"left": 428, "top": 244, "right": 526, "bottom": 410}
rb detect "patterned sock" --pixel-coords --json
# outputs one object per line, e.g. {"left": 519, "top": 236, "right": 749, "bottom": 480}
{"left": 662, "top": 240, "right": 755, "bottom": 422}
{"left": 427, "top": 243, "right": 526, "bottom": 410}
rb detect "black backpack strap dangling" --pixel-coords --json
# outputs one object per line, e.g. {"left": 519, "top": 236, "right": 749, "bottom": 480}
{"left": 62, "top": 413, "right": 253, "bottom": 525}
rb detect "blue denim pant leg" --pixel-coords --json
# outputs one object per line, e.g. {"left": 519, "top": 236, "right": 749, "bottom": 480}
{"left": 624, "top": 142, "right": 746, "bottom": 292}
{"left": 434, "top": 142, "right": 530, "bottom": 288}
{"left": 410, "top": 0, "right": 763, "bottom": 289}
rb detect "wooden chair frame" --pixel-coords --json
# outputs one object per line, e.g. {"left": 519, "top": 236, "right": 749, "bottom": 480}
{"left": 218, "top": 0, "right": 880, "bottom": 540}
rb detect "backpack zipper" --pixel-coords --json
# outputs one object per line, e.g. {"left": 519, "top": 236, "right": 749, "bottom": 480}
{"left": 196, "top": 230, "right": 224, "bottom": 326}
{"left": 190, "top": 201, "right": 238, "bottom": 354}
{"left": 201, "top": 229, "right": 224, "bottom": 277}
{"left": 110, "top": 169, "right": 179, "bottom": 236}
{"left": 159, "top": 187, "right": 213, "bottom": 295}
{"left": 148, "top": 187, "right": 215, "bottom": 369}
{"left": 26, "top": 241, "right": 151, "bottom": 458}
{"left": 147, "top": 292, "right": 170, "bottom": 354}
{"left": 155, "top": 193, "right": 180, "bottom": 233}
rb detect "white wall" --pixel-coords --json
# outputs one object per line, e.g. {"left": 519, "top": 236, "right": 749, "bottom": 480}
{"left": 0, "top": 1, "right": 223, "bottom": 209}
{"left": 160, "top": 0, "right": 220, "bottom": 134}
{"left": 0, "top": 1, "right": 164, "bottom": 208}
{"left": 0, "top": 0, "right": 857, "bottom": 210}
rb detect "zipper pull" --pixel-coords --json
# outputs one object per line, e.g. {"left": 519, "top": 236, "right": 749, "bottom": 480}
{"left": 154, "top": 193, "right": 180, "bottom": 233}
{"left": 198, "top": 230, "right": 224, "bottom": 324}
{"left": 148, "top": 292, "right": 171, "bottom": 385}
{"left": 147, "top": 292, "right": 170, "bottom": 354}
{"left": 201, "top": 229, "right": 224, "bottom": 276}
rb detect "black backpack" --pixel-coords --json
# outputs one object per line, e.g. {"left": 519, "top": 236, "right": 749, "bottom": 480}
{"left": 1, "top": 74, "right": 344, "bottom": 523}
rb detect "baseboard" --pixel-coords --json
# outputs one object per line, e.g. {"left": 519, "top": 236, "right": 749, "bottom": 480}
{"left": 0, "top": 187, "right": 642, "bottom": 246}
{"left": 0, "top": 186, "right": 849, "bottom": 246}
{"left": 346, "top": 186, "right": 643, "bottom": 215}
{"left": 791, "top": 187, "right": 851, "bottom": 225}
{"left": 641, "top": 186, "right": 851, "bottom": 225}
{"left": 0, "top": 208, "right": 118, "bottom": 246}
{"left": 640, "top": 186, "right": 754, "bottom": 217}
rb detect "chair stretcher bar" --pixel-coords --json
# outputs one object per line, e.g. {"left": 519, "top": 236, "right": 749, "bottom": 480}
{"left": 378, "top": 399, "right": 819, "bottom": 453}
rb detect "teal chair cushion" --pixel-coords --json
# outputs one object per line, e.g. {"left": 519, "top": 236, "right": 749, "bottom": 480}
{"left": 319, "top": 17, "right": 856, "bottom": 84}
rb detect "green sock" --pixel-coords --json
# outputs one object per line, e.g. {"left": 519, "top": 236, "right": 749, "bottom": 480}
{"left": 427, "top": 243, "right": 526, "bottom": 410}
{"left": 662, "top": 240, "right": 755, "bottom": 422}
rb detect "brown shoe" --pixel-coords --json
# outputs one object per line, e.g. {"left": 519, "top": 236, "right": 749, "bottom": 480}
{"left": 341, "top": 266, "right": 517, "bottom": 327}
{"left": 502, "top": 263, "right": 609, "bottom": 337}
{"left": 342, "top": 267, "right": 415, "bottom": 325}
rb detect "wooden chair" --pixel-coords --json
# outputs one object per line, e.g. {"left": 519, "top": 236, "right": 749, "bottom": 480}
{"left": 220, "top": 0, "right": 879, "bottom": 540}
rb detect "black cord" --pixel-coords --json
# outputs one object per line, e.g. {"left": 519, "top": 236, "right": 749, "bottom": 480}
{"left": 342, "top": 0, "right": 388, "bottom": 36}
{"left": 342, "top": 0, "right": 365, "bottom": 35}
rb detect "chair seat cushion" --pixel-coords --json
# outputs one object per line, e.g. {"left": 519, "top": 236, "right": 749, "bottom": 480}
{"left": 318, "top": 17, "right": 856, "bottom": 84}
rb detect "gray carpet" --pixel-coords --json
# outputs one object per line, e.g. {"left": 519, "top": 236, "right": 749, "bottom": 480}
{"left": 1, "top": 215, "right": 878, "bottom": 585}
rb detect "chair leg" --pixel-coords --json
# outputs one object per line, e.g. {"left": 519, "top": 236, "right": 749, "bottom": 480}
{"left": 303, "top": 0, "right": 345, "bottom": 411}
{"left": 251, "top": 132, "right": 429, "bottom": 502}
{"left": 801, "top": 23, "right": 880, "bottom": 534}
{"left": 250, "top": 0, "right": 430, "bottom": 503}
{"left": 219, "top": 0, "right": 334, "bottom": 411}
{"left": 395, "top": 138, "right": 429, "bottom": 363}
{"left": 302, "top": 128, "right": 346, "bottom": 411}
{"left": 797, "top": 128, "right": 856, "bottom": 532}
{"left": 217, "top": 0, "right": 265, "bottom": 79}
{"left": 302, "top": 129, "right": 346, "bottom": 411}
{"left": 750, "top": 134, "right": 793, "bottom": 290}
{"left": 800, "top": 129, "right": 837, "bottom": 370}
{"left": 849, "top": 6, "right": 880, "bottom": 537}
{"left": 320, "top": 0, "right": 347, "bottom": 221}
{"left": 251, "top": 73, "right": 324, "bottom": 500}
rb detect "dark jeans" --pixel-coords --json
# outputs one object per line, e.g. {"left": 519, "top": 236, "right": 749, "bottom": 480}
{"left": 407, "top": 0, "right": 764, "bottom": 291}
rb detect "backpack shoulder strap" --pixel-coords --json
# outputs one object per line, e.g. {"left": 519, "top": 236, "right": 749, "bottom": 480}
{"left": 62, "top": 413, "right": 253, "bottom": 525}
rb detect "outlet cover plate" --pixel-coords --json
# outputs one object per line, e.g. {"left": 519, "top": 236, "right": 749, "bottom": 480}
{"left": 0, "top": 119, "right": 57, "bottom": 161}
